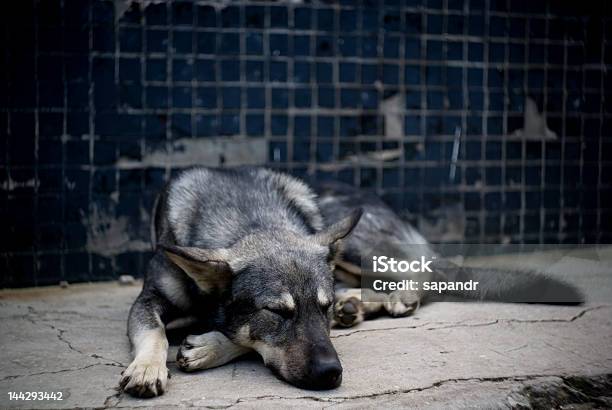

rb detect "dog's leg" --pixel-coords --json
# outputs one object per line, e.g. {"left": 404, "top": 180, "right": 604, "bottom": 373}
{"left": 333, "top": 288, "right": 422, "bottom": 327}
{"left": 334, "top": 257, "right": 423, "bottom": 323}
{"left": 177, "top": 331, "right": 251, "bottom": 372}
{"left": 120, "top": 292, "right": 172, "bottom": 398}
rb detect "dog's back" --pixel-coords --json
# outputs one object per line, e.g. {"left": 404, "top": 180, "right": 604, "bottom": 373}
{"left": 152, "top": 167, "right": 323, "bottom": 250}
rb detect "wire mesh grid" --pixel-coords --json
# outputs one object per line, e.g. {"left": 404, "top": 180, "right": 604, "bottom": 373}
{"left": 1, "top": 0, "right": 611, "bottom": 287}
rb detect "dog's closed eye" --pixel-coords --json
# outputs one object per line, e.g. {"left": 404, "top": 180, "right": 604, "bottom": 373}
{"left": 263, "top": 306, "right": 294, "bottom": 320}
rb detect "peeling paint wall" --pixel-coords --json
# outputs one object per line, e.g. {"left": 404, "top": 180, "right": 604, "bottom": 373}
{"left": 116, "top": 138, "right": 267, "bottom": 169}
{"left": 85, "top": 204, "right": 151, "bottom": 257}
{"left": 1, "top": 1, "right": 610, "bottom": 287}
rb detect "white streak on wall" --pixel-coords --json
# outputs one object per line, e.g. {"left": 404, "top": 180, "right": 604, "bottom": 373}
{"left": 381, "top": 93, "right": 403, "bottom": 140}
{"left": 116, "top": 138, "right": 267, "bottom": 169}
{"left": 512, "top": 97, "right": 558, "bottom": 140}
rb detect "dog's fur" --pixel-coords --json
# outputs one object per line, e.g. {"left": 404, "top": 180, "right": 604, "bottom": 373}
{"left": 120, "top": 167, "right": 583, "bottom": 397}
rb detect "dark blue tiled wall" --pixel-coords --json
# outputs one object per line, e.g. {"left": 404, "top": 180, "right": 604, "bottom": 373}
{"left": 1, "top": 0, "right": 611, "bottom": 287}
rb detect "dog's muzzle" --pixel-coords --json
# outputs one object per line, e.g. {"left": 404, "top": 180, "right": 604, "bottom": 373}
{"left": 310, "top": 355, "right": 343, "bottom": 389}
{"left": 300, "top": 346, "right": 343, "bottom": 390}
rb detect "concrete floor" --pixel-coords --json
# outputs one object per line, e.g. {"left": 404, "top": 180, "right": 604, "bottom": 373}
{"left": 0, "top": 249, "right": 611, "bottom": 409}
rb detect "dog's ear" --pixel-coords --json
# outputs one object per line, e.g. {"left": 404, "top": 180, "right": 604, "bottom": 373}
{"left": 314, "top": 208, "right": 363, "bottom": 256}
{"left": 160, "top": 244, "right": 234, "bottom": 292}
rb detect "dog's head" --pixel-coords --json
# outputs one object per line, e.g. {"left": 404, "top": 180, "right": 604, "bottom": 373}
{"left": 162, "top": 209, "right": 361, "bottom": 390}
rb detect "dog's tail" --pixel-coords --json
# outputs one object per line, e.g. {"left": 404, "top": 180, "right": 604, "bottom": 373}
{"left": 432, "top": 260, "right": 584, "bottom": 305}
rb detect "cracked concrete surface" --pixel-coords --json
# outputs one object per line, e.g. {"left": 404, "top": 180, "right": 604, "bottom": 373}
{"left": 0, "top": 253, "right": 611, "bottom": 409}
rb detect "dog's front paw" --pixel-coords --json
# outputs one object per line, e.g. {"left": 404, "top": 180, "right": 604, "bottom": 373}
{"left": 120, "top": 359, "right": 168, "bottom": 398}
{"left": 177, "top": 338, "right": 218, "bottom": 372}
{"left": 384, "top": 290, "right": 420, "bottom": 317}
{"left": 333, "top": 296, "right": 364, "bottom": 328}
{"left": 177, "top": 332, "right": 240, "bottom": 372}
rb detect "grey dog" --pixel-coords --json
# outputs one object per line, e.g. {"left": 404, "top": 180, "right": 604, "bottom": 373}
{"left": 120, "top": 167, "right": 582, "bottom": 397}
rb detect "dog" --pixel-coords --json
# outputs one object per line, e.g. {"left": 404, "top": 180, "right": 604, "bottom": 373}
{"left": 119, "top": 167, "right": 583, "bottom": 397}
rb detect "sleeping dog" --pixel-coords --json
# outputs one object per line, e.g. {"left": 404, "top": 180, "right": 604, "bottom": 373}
{"left": 119, "top": 167, "right": 582, "bottom": 397}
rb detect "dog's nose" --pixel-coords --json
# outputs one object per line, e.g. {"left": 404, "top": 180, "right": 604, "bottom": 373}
{"left": 310, "top": 356, "right": 343, "bottom": 389}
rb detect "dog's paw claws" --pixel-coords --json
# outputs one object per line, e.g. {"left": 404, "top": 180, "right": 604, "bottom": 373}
{"left": 119, "top": 360, "right": 168, "bottom": 398}
{"left": 176, "top": 351, "right": 190, "bottom": 372}
{"left": 333, "top": 296, "right": 364, "bottom": 328}
{"left": 177, "top": 342, "right": 216, "bottom": 372}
